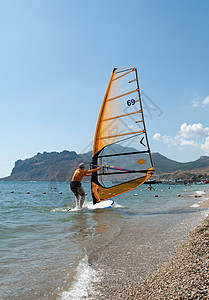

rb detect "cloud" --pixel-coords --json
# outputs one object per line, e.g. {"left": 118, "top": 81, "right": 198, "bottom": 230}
{"left": 153, "top": 122, "right": 209, "bottom": 154}
{"left": 179, "top": 139, "right": 199, "bottom": 148}
{"left": 191, "top": 94, "right": 200, "bottom": 108}
{"left": 201, "top": 137, "right": 209, "bottom": 154}
{"left": 202, "top": 95, "right": 209, "bottom": 108}
{"left": 153, "top": 133, "right": 161, "bottom": 141}
{"left": 191, "top": 94, "right": 209, "bottom": 108}
{"left": 153, "top": 133, "right": 177, "bottom": 147}
{"left": 180, "top": 122, "right": 209, "bottom": 138}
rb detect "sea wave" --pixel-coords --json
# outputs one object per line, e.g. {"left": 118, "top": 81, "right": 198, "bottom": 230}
{"left": 61, "top": 254, "right": 100, "bottom": 300}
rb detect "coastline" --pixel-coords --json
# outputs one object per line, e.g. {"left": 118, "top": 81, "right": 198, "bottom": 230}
{"left": 90, "top": 195, "right": 209, "bottom": 299}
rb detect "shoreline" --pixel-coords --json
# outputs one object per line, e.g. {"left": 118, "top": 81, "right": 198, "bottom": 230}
{"left": 90, "top": 196, "right": 209, "bottom": 299}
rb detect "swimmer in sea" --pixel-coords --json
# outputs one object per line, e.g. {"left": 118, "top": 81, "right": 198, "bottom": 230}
{"left": 145, "top": 184, "right": 156, "bottom": 191}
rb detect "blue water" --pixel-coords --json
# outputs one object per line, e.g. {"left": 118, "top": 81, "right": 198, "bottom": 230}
{"left": 0, "top": 181, "right": 209, "bottom": 299}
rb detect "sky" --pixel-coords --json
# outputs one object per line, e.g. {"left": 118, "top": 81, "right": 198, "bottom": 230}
{"left": 0, "top": 0, "right": 209, "bottom": 177}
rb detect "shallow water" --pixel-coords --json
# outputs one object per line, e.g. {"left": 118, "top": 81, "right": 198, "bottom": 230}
{"left": 0, "top": 181, "right": 209, "bottom": 299}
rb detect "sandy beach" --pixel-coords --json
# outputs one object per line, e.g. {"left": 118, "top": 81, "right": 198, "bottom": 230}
{"left": 133, "top": 215, "right": 209, "bottom": 299}
{"left": 91, "top": 197, "right": 209, "bottom": 299}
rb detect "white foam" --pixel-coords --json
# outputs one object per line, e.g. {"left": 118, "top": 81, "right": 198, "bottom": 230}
{"left": 189, "top": 190, "right": 206, "bottom": 198}
{"left": 53, "top": 200, "right": 124, "bottom": 213}
{"left": 61, "top": 254, "right": 100, "bottom": 300}
{"left": 85, "top": 200, "right": 99, "bottom": 210}
{"left": 114, "top": 201, "right": 124, "bottom": 208}
{"left": 52, "top": 205, "right": 85, "bottom": 212}
{"left": 69, "top": 207, "right": 82, "bottom": 212}
{"left": 190, "top": 203, "right": 200, "bottom": 208}
{"left": 195, "top": 190, "right": 206, "bottom": 196}
{"left": 51, "top": 207, "right": 70, "bottom": 212}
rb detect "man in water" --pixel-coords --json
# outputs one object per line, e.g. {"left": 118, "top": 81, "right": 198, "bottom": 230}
{"left": 145, "top": 183, "right": 156, "bottom": 191}
{"left": 70, "top": 163, "right": 101, "bottom": 208}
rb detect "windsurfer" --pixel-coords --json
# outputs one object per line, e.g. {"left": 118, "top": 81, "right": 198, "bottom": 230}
{"left": 70, "top": 163, "right": 101, "bottom": 208}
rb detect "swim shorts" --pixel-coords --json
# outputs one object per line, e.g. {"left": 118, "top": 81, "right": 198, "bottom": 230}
{"left": 70, "top": 181, "right": 85, "bottom": 196}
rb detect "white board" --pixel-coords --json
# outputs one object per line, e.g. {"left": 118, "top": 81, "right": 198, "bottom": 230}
{"left": 93, "top": 199, "right": 114, "bottom": 209}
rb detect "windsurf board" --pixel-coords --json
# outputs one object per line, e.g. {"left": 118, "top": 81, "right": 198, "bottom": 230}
{"left": 93, "top": 199, "right": 114, "bottom": 209}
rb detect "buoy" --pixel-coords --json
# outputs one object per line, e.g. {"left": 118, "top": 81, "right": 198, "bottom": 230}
{"left": 155, "top": 195, "right": 158, "bottom": 197}
{"left": 59, "top": 192, "right": 62, "bottom": 194}
{"left": 178, "top": 194, "right": 181, "bottom": 197}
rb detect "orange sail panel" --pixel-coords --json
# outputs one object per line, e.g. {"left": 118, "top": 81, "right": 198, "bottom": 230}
{"left": 91, "top": 67, "right": 154, "bottom": 204}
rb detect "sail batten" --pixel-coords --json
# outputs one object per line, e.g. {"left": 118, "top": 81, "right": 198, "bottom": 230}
{"left": 98, "top": 150, "right": 150, "bottom": 158}
{"left": 107, "top": 89, "right": 139, "bottom": 102}
{"left": 98, "top": 169, "right": 153, "bottom": 176}
{"left": 91, "top": 67, "right": 154, "bottom": 204}
{"left": 102, "top": 110, "right": 142, "bottom": 122}
{"left": 129, "top": 79, "right": 137, "bottom": 83}
{"left": 112, "top": 69, "right": 135, "bottom": 81}
{"left": 98, "top": 129, "right": 146, "bottom": 140}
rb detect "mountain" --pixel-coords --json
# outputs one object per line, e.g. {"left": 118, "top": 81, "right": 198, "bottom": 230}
{"left": 152, "top": 153, "right": 209, "bottom": 181}
{"left": 2, "top": 151, "right": 89, "bottom": 182}
{"left": 1, "top": 149, "right": 209, "bottom": 182}
{"left": 152, "top": 153, "right": 209, "bottom": 173}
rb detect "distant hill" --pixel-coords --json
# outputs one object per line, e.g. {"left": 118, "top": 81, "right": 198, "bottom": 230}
{"left": 1, "top": 149, "right": 209, "bottom": 182}
{"left": 1, "top": 151, "right": 88, "bottom": 182}
{"left": 152, "top": 152, "right": 209, "bottom": 173}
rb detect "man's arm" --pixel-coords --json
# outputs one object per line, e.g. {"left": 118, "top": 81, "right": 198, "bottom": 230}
{"left": 85, "top": 167, "right": 101, "bottom": 175}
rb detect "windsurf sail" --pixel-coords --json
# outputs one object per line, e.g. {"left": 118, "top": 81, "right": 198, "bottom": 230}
{"left": 91, "top": 67, "right": 154, "bottom": 204}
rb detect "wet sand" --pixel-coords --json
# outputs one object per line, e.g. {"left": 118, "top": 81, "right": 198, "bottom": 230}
{"left": 90, "top": 198, "right": 209, "bottom": 299}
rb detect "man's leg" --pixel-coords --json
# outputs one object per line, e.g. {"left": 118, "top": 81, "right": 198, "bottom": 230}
{"left": 75, "top": 194, "right": 79, "bottom": 208}
{"left": 80, "top": 195, "right": 85, "bottom": 208}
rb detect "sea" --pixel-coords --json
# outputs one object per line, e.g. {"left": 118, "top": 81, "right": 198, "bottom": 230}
{"left": 1, "top": 180, "right": 209, "bottom": 300}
